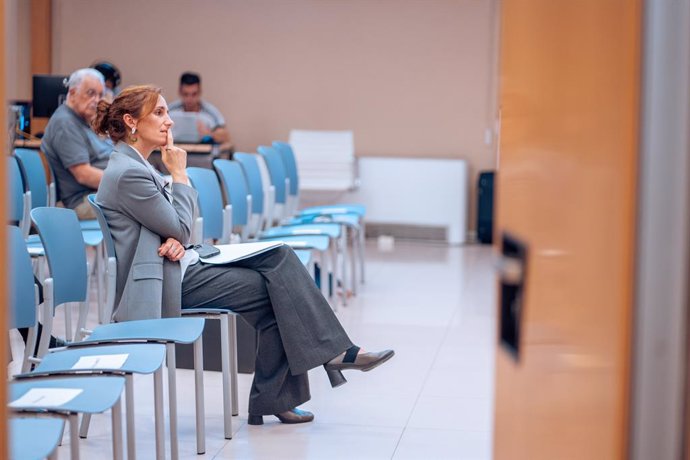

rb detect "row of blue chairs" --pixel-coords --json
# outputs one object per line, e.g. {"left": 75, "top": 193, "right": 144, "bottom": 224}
{"left": 6, "top": 151, "right": 240, "bottom": 457}
{"left": 185, "top": 142, "right": 366, "bottom": 309}
{"left": 6, "top": 139, "right": 365, "bottom": 457}
{"left": 9, "top": 150, "right": 108, "bottom": 334}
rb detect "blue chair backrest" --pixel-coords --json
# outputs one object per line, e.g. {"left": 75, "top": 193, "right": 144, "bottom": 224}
{"left": 187, "top": 167, "right": 224, "bottom": 241}
{"left": 87, "top": 194, "right": 116, "bottom": 258}
{"left": 272, "top": 141, "right": 299, "bottom": 195}
{"left": 8, "top": 225, "right": 37, "bottom": 329}
{"left": 14, "top": 148, "right": 48, "bottom": 208}
{"left": 257, "top": 145, "right": 287, "bottom": 204}
{"left": 234, "top": 153, "right": 264, "bottom": 214}
{"left": 8, "top": 156, "right": 25, "bottom": 225}
{"left": 213, "top": 159, "right": 249, "bottom": 226}
{"left": 30, "top": 207, "right": 88, "bottom": 306}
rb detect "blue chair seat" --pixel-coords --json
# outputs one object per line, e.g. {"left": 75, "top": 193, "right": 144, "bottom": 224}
{"left": 29, "top": 343, "right": 166, "bottom": 376}
{"left": 79, "top": 219, "right": 101, "bottom": 231}
{"left": 81, "top": 229, "right": 103, "bottom": 247}
{"left": 286, "top": 212, "right": 361, "bottom": 227}
{"left": 261, "top": 223, "right": 341, "bottom": 239}
{"left": 182, "top": 307, "right": 233, "bottom": 315}
{"left": 258, "top": 234, "right": 331, "bottom": 252}
{"left": 10, "top": 418, "right": 64, "bottom": 460}
{"left": 77, "top": 317, "right": 205, "bottom": 346}
{"left": 294, "top": 249, "right": 312, "bottom": 266}
{"left": 10, "top": 376, "right": 126, "bottom": 459}
{"left": 299, "top": 204, "right": 366, "bottom": 217}
{"left": 24, "top": 235, "right": 45, "bottom": 257}
{"left": 10, "top": 375, "right": 125, "bottom": 414}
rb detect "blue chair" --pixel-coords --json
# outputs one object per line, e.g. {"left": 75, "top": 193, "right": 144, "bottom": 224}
{"left": 273, "top": 141, "right": 367, "bottom": 286}
{"left": 28, "top": 207, "right": 90, "bottom": 351}
{"left": 15, "top": 149, "right": 102, "bottom": 234}
{"left": 89, "top": 195, "right": 239, "bottom": 445}
{"left": 9, "top": 224, "right": 169, "bottom": 459}
{"left": 257, "top": 145, "right": 290, "bottom": 224}
{"left": 187, "top": 167, "right": 230, "bottom": 244}
{"left": 14, "top": 149, "right": 106, "bottom": 316}
{"left": 258, "top": 234, "right": 332, "bottom": 295}
{"left": 10, "top": 417, "right": 64, "bottom": 460}
{"left": 234, "top": 154, "right": 330, "bottom": 281}
{"left": 25, "top": 344, "right": 167, "bottom": 460}
{"left": 9, "top": 376, "right": 125, "bottom": 460}
{"left": 271, "top": 141, "right": 300, "bottom": 215}
{"left": 213, "top": 159, "right": 252, "bottom": 241}
{"left": 271, "top": 142, "right": 366, "bottom": 217}
{"left": 257, "top": 146, "right": 351, "bottom": 302}
{"left": 8, "top": 224, "right": 41, "bottom": 373}
{"left": 30, "top": 206, "right": 209, "bottom": 456}
{"left": 234, "top": 152, "right": 268, "bottom": 235}
{"left": 8, "top": 155, "right": 31, "bottom": 238}
{"left": 14, "top": 148, "right": 50, "bottom": 208}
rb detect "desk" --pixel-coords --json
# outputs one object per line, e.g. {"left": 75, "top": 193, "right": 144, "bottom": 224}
{"left": 13, "top": 138, "right": 222, "bottom": 154}
{"left": 13, "top": 139, "right": 231, "bottom": 172}
{"left": 149, "top": 143, "right": 234, "bottom": 172}
{"left": 13, "top": 139, "right": 41, "bottom": 149}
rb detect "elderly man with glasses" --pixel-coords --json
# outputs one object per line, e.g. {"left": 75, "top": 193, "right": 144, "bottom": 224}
{"left": 41, "top": 68, "right": 112, "bottom": 220}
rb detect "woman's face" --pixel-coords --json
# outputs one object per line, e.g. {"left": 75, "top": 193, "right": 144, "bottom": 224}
{"left": 135, "top": 95, "right": 173, "bottom": 147}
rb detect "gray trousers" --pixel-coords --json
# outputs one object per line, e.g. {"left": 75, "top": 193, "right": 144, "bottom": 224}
{"left": 181, "top": 245, "right": 353, "bottom": 415}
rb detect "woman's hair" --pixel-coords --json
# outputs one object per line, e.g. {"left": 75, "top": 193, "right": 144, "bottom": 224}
{"left": 93, "top": 85, "right": 161, "bottom": 143}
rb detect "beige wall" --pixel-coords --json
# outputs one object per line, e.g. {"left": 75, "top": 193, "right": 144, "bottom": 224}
{"left": 9, "top": 0, "right": 499, "bottom": 234}
{"left": 4, "top": 0, "right": 30, "bottom": 100}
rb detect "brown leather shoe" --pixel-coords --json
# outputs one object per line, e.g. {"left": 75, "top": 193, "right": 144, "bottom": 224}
{"left": 248, "top": 408, "right": 314, "bottom": 425}
{"left": 325, "top": 346, "right": 395, "bottom": 372}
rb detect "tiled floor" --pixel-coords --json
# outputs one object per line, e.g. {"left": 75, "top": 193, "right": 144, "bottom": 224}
{"left": 9, "top": 240, "right": 496, "bottom": 459}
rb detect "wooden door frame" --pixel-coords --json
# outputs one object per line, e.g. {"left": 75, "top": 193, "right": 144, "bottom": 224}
{"left": 631, "top": 1, "right": 690, "bottom": 458}
{"left": 1, "top": 0, "right": 10, "bottom": 455}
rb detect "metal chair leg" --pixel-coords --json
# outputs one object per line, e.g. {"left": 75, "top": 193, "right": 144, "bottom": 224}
{"left": 229, "top": 314, "right": 239, "bottom": 416}
{"left": 359, "top": 221, "right": 366, "bottom": 283}
{"left": 69, "top": 413, "right": 80, "bottom": 460}
{"left": 153, "top": 367, "right": 165, "bottom": 460}
{"left": 125, "top": 374, "right": 136, "bottom": 460}
{"left": 193, "top": 336, "right": 206, "bottom": 454}
{"left": 350, "top": 228, "right": 358, "bottom": 296}
{"left": 111, "top": 396, "right": 123, "bottom": 460}
{"left": 79, "top": 414, "right": 91, "bottom": 438}
{"left": 220, "top": 316, "right": 233, "bottom": 439}
{"left": 166, "top": 343, "right": 179, "bottom": 460}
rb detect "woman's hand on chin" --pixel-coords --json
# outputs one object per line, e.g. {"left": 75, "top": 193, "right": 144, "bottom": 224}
{"left": 161, "top": 129, "right": 188, "bottom": 183}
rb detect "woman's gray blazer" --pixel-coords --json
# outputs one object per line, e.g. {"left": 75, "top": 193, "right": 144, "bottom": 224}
{"left": 95, "top": 142, "right": 198, "bottom": 322}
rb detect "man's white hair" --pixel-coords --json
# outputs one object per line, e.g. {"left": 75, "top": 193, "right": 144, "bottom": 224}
{"left": 65, "top": 68, "right": 105, "bottom": 90}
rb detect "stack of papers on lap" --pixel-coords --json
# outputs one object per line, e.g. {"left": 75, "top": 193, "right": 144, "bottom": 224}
{"left": 200, "top": 241, "right": 284, "bottom": 265}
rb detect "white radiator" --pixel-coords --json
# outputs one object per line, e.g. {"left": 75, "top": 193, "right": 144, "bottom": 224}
{"left": 289, "top": 130, "right": 357, "bottom": 191}
{"left": 302, "top": 157, "right": 469, "bottom": 244}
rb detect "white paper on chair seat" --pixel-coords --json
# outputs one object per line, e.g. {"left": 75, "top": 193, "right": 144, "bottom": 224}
{"left": 72, "top": 353, "right": 130, "bottom": 370}
{"left": 10, "top": 388, "right": 83, "bottom": 408}
{"left": 282, "top": 241, "right": 309, "bottom": 248}
{"left": 200, "top": 241, "right": 284, "bottom": 265}
{"left": 290, "top": 229, "right": 323, "bottom": 235}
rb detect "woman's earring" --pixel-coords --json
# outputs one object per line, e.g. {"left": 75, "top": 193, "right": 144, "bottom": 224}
{"left": 130, "top": 126, "right": 138, "bottom": 142}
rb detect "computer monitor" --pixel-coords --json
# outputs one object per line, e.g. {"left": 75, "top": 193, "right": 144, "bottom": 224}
{"left": 32, "top": 74, "right": 68, "bottom": 118}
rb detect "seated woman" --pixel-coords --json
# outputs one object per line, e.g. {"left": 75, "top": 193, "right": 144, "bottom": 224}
{"left": 93, "top": 85, "right": 393, "bottom": 425}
